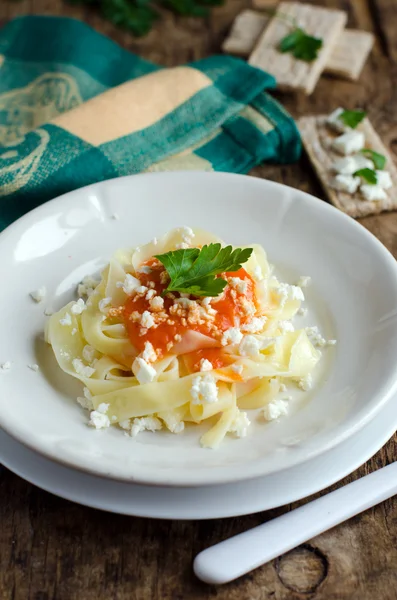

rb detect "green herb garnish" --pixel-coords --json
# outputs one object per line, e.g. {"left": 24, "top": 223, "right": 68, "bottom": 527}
{"left": 354, "top": 168, "right": 377, "bottom": 185}
{"left": 339, "top": 110, "right": 366, "bottom": 129}
{"left": 279, "top": 27, "right": 323, "bottom": 62}
{"left": 155, "top": 244, "right": 253, "bottom": 297}
{"left": 360, "top": 149, "right": 386, "bottom": 170}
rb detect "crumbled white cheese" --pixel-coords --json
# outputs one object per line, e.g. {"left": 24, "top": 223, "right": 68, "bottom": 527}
{"left": 231, "top": 363, "right": 243, "bottom": 375}
{"left": 27, "top": 364, "right": 39, "bottom": 372}
{"left": 30, "top": 286, "right": 47, "bottom": 303}
{"left": 141, "top": 341, "right": 157, "bottom": 363}
{"left": 140, "top": 310, "right": 155, "bottom": 329}
{"left": 331, "top": 174, "right": 360, "bottom": 194}
{"left": 279, "top": 383, "right": 287, "bottom": 392}
{"left": 276, "top": 283, "right": 304, "bottom": 307}
{"left": 98, "top": 297, "right": 111, "bottom": 313}
{"left": 145, "top": 289, "right": 156, "bottom": 300}
{"left": 119, "top": 419, "right": 131, "bottom": 430}
{"left": 263, "top": 398, "right": 289, "bottom": 421}
{"left": 168, "top": 420, "right": 185, "bottom": 434}
{"left": 72, "top": 358, "right": 95, "bottom": 378}
{"left": 333, "top": 154, "right": 373, "bottom": 174}
{"left": 82, "top": 345, "right": 96, "bottom": 363}
{"left": 137, "top": 265, "right": 152, "bottom": 274}
{"left": 278, "top": 320, "right": 295, "bottom": 333}
{"left": 180, "top": 226, "right": 195, "bottom": 243}
{"left": 325, "top": 107, "right": 347, "bottom": 133}
{"left": 253, "top": 265, "right": 263, "bottom": 281}
{"left": 228, "top": 411, "right": 250, "bottom": 438}
{"left": 136, "top": 285, "right": 148, "bottom": 295}
{"left": 239, "top": 335, "right": 261, "bottom": 357}
{"left": 132, "top": 357, "right": 157, "bottom": 384}
{"left": 199, "top": 358, "right": 213, "bottom": 372}
{"left": 298, "top": 373, "right": 313, "bottom": 391}
{"left": 297, "top": 307, "right": 308, "bottom": 317}
{"left": 306, "top": 326, "right": 327, "bottom": 348}
{"left": 0, "top": 361, "right": 12, "bottom": 371}
{"left": 60, "top": 313, "right": 72, "bottom": 326}
{"left": 77, "top": 275, "right": 100, "bottom": 298}
{"left": 297, "top": 275, "right": 311, "bottom": 288}
{"left": 118, "top": 273, "right": 141, "bottom": 295}
{"left": 77, "top": 387, "right": 94, "bottom": 411}
{"left": 229, "top": 277, "right": 248, "bottom": 294}
{"left": 241, "top": 316, "right": 267, "bottom": 334}
{"left": 44, "top": 307, "right": 54, "bottom": 316}
{"left": 89, "top": 404, "right": 110, "bottom": 429}
{"left": 202, "top": 297, "right": 213, "bottom": 307}
{"left": 191, "top": 373, "right": 218, "bottom": 404}
{"left": 175, "top": 297, "right": 195, "bottom": 308}
{"left": 149, "top": 296, "right": 164, "bottom": 311}
{"left": 332, "top": 130, "right": 365, "bottom": 155}
{"left": 131, "top": 416, "right": 162, "bottom": 437}
{"left": 70, "top": 298, "right": 86, "bottom": 315}
{"left": 376, "top": 170, "right": 393, "bottom": 190}
{"left": 176, "top": 242, "right": 189, "bottom": 249}
{"left": 360, "top": 184, "right": 387, "bottom": 202}
{"left": 221, "top": 327, "right": 243, "bottom": 346}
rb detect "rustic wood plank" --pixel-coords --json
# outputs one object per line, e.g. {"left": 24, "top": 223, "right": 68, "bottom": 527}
{"left": 248, "top": 2, "right": 347, "bottom": 94}
{"left": 1, "top": 1, "right": 397, "bottom": 599}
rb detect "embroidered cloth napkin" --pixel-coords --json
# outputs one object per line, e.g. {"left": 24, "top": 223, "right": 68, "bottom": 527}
{"left": 0, "top": 16, "right": 301, "bottom": 230}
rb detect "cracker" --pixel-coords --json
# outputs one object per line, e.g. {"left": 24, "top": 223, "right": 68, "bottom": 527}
{"left": 248, "top": 2, "right": 347, "bottom": 95}
{"left": 222, "top": 10, "right": 269, "bottom": 56}
{"left": 298, "top": 115, "right": 397, "bottom": 218}
{"left": 324, "top": 29, "right": 374, "bottom": 81}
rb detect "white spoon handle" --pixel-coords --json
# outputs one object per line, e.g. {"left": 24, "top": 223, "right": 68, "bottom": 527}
{"left": 194, "top": 461, "right": 397, "bottom": 585}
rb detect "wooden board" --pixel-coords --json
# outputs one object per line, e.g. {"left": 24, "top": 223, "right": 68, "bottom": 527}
{"left": 3, "top": 1, "right": 397, "bottom": 599}
{"left": 224, "top": 9, "right": 374, "bottom": 82}
{"left": 298, "top": 115, "right": 397, "bottom": 217}
{"left": 248, "top": 2, "right": 347, "bottom": 94}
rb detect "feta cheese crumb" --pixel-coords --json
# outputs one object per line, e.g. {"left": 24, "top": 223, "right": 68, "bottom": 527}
{"left": 191, "top": 373, "right": 218, "bottom": 404}
{"left": 118, "top": 273, "right": 141, "bottom": 295}
{"left": 278, "top": 320, "right": 295, "bottom": 333}
{"left": 239, "top": 335, "right": 261, "bottom": 357}
{"left": 60, "top": 313, "right": 72, "bottom": 326}
{"left": 228, "top": 411, "right": 250, "bottom": 438}
{"left": 221, "top": 327, "right": 243, "bottom": 346}
{"left": 136, "top": 285, "right": 148, "bottom": 295}
{"left": 229, "top": 277, "right": 248, "bottom": 294}
{"left": 199, "top": 358, "right": 213, "bottom": 372}
{"left": 70, "top": 298, "right": 86, "bottom": 315}
{"left": 131, "top": 416, "right": 162, "bottom": 437}
{"left": 360, "top": 184, "right": 387, "bottom": 202}
{"left": 298, "top": 373, "right": 313, "bottom": 391}
{"left": 27, "top": 364, "right": 39, "bottom": 372}
{"left": 241, "top": 316, "right": 267, "bottom": 334}
{"left": 231, "top": 363, "right": 243, "bottom": 375}
{"left": 332, "top": 130, "right": 365, "bottom": 155}
{"left": 137, "top": 265, "right": 152, "bottom": 274}
{"left": 263, "top": 398, "right": 289, "bottom": 421}
{"left": 72, "top": 358, "right": 95, "bottom": 378}
{"left": 276, "top": 283, "right": 304, "bottom": 306}
{"left": 30, "top": 286, "right": 47, "bottom": 303}
{"left": 376, "top": 170, "right": 393, "bottom": 190}
{"left": 77, "top": 387, "right": 93, "bottom": 411}
{"left": 253, "top": 265, "right": 263, "bottom": 281}
{"left": 306, "top": 326, "right": 327, "bottom": 348}
{"left": 145, "top": 289, "right": 156, "bottom": 300}
{"left": 88, "top": 409, "right": 110, "bottom": 429}
{"left": 140, "top": 310, "right": 155, "bottom": 329}
{"left": 77, "top": 275, "right": 100, "bottom": 299}
{"left": 82, "top": 345, "right": 96, "bottom": 363}
{"left": 98, "top": 297, "right": 111, "bottom": 313}
{"left": 0, "top": 361, "right": 12, "bottom": 371}
{"left": 176, "top": 242, "right": 189, "bottom": 249}
{"left": 333, "top": 154, "right": 373, "bottom": 175}
{"left": 331, "top": 174, "right": 360, "bottom": 194}
{"left": 180, "top": 226, "right": 195, "bottom": 243}
{"left": 149, "top": 296, "right": 164, "bottom": 311}
{"left": 141, "top": 341, "right": 157, "bottom": 363}
{"left": 325, "top": 107, "right": 347, "bottom": 133}
{"left": 279, "top": 383, "right": 287, "bottom": 392}
{"left": 132, "top": 357, "right": 157, "bottom": 384}
{"left": 297, "top": 275, "right": 311, "bottom": 288}
{"left": 297, "top": 307, "right": 308, "bottom": 317}
{"left": 119, "top": 419, "right": 131, "bottom": 430}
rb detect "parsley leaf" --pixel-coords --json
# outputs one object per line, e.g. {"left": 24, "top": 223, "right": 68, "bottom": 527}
{"left": 279, "top": 27, "right": 322, "bottom": 62}
{"left": 339, "top": 110, "right": 366, "bottom": 129}
{"left": 155, "top": 244, "right": 253, "bottom": 297}
{"left": 354, "top": 168, "right": 377, "bottom": 185}
{"left": 360, "top": 149, "right": 386, "bottom": 170}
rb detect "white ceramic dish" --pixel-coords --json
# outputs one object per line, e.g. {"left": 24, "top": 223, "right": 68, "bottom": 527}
{"left": 1, "top": 172, "right": 397, "bottom": 487}
{"left": 1, "top": 380, "right": 396, "bottom": 519}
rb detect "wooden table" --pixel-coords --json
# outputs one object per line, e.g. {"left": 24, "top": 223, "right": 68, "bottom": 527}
{"left": 1, "top": 1, "right": 397, "bottom": 598}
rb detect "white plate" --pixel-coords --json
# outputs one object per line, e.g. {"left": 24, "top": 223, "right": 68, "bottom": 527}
{"left": 1, "top": 172, "right": 397, "bottom": 487}
{"left": 1, "top": 380, "right": 396, "bottom": 519}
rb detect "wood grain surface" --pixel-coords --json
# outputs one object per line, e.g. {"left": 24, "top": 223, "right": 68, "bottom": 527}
{"left": 2, "top": 1, "right": 397, "bottom": 598}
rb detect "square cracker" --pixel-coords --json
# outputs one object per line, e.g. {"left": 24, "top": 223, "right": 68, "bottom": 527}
{"left": 248, "top": 2, "right": 347, "bottom": 94}
{"left": 298, "top": 115, "right": 397, "bottom": 218}
{"left": 324, "top": 29, "right": 374, "bottom": 81}
{"left": 222, "top": 10, "right": 269, "bottom": 56}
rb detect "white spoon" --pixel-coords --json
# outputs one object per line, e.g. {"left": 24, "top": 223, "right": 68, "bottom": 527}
{"left": 194, "top": 461, "right": 397, "bottom": 585}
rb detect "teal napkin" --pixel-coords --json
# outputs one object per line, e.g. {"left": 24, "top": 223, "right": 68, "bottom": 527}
{"left": 0, "top": 16, "right": 301, "bottom": 230}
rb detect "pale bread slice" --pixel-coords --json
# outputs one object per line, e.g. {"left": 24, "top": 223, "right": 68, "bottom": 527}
{"left": 248, "top": 2, "right": 347, "bottom": 94}
{"left": 324, "top": 29, "right": 374, "bottom": 80}
{"left": 298, "top": 115, "right": 397, "bottom": 218}
{"left": 222, "top": 10, "right": 269, "bottom": 56}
